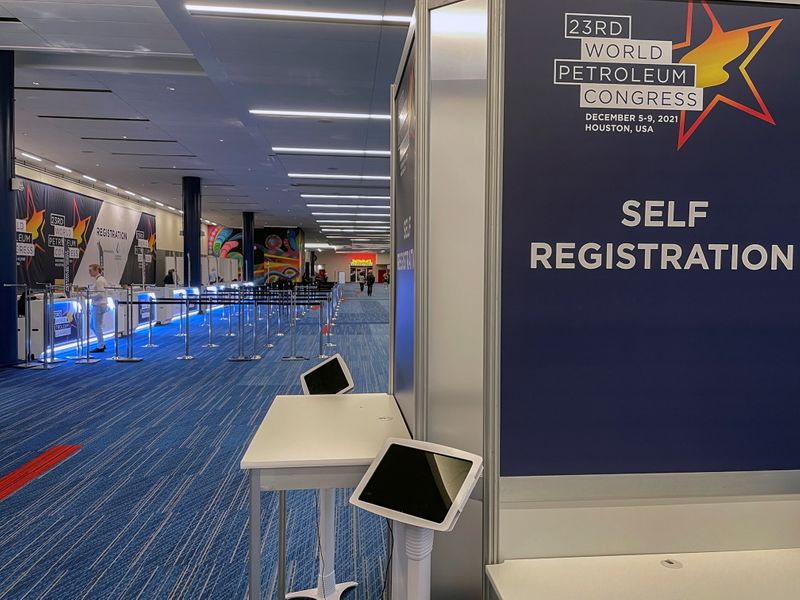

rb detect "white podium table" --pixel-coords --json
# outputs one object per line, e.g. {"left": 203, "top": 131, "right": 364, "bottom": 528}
{"left": 486, "top": 548, "right": 800, "bottom": 600}
{"left": 241, "top": 393, "right": 410, "bottom": 599}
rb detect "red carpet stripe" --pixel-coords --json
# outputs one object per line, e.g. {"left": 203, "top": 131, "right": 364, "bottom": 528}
{"left": 0, "top": 445, "right": 81, "bottom": 501}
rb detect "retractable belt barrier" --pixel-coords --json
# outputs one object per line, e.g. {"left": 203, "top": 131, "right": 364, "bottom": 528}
{"left": 3, "top": 283, "right": 341, "bottom": 367}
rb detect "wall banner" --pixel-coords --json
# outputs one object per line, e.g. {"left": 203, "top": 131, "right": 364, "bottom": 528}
{"left": 16, "top": 179, "right": 156, "bottom": 287}
{"left": 501, "top": 0, "right": 800, "bottom": 476}
{"left": 207, "top": 225, "right": 304, "bottom": 283}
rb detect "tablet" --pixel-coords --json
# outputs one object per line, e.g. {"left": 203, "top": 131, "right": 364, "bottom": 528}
{"left": 300, "top": 353, "right": 355, "bottom": 395}
{"left": 350, "top": 438, "right": 483, "bottom": 532}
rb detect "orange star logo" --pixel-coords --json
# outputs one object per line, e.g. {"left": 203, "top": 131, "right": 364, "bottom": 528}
{"left": 674, "top": 0, "right": 781, "bottom": 149}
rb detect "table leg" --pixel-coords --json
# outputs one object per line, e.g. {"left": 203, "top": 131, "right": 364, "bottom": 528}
{"left": 287, "top": 488, "right": 357, "bottom": 600}
{"left": 279, "top": 490, "right": 287, "bottom": 599}
{"left": 250, "top": 469, "right": 261, "bottom": 600}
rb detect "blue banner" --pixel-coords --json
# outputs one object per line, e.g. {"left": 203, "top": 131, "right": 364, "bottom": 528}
{"left": 501, "top": 0, "right": 800, "bottom": 475}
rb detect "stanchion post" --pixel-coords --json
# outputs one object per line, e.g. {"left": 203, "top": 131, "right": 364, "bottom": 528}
{"left": 111, "top": 295, "right": 120, "bottom": 360}
{"left": 264, "top": 297, "right": 274, "bottom": 349}
{"left": 250, "top": 298, "right": 262, "bottom": 360}
{"left": 144, "top": 293, "right": 157, "bottom": 348}
{"left": 177, "top": 294, "right": 193, "bottom": 360}
{"left": 318, "top": 301, "right": 327, "bottom": 359}
{"left": 75, "top": 287, "right": 99, "bottom": 364}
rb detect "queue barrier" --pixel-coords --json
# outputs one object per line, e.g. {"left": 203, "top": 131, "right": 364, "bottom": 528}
{"left": 4, "top": 283, "right": 341, "bottom": 367}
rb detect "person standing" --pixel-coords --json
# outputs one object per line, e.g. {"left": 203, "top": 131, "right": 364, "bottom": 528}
{"left": 209, "top": 268, "right": 219, "bottom": 285}
{"left": 366, "top": 271, "right": 375, "bottom": 297}
{"left": 88, "top": 264, "right": 109, "bottom": 352}
{"left": 358, "top": 272, "right": 365, "bottom": 292}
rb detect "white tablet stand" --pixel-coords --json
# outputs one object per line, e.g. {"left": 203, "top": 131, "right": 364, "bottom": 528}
{"left": 291, "top": 355, "right": 357, "bottom": 600}
{"left": 350, "top": 438, "right": 483, "bottom": 600}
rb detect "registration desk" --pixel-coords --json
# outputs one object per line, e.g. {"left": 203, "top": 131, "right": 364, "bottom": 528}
{"left": 241, "top": 393, "right": 410, "bottom": 599}
{"left": 486, "top": 548, "right": 800, "bottom": 600}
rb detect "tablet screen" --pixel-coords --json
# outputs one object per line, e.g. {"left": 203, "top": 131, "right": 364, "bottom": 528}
{"left": 357, "top": 444, "right": 473, "bottom": 523}
{"left": 303, "top": 357, "right": 351, "bottom": 395}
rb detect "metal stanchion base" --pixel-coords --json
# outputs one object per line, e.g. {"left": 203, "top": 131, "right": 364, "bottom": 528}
{"left": 228, "top": 355, "right": 258, "bottom": 362}
{"left": 250, "top": 354, "right": 263, "bottom": 360}
{"left": 113, "top": 357, "right": 143, "bottom": 363}
{"left": 276, "top": 332, "right": 286, "bottom": 337}
{"left": 143, "top": 343, "right": 159, "bottom": 348}
{"left": 175, "top": 332, "right": 187, "bottom": 337}
{"left": 265, "top": 343, "right": 275, "bottom": 349}
{"left": 317, "top": 354, "right": 330, "bottom": 359}
{"left": 74, "top": 357, "right": 101, "bottom": 364}
{"left": 14, "top": 362, "right": 46, "bottom": 369}
{"left": 325, "top": 343, "right": 337, "bottom": 348}
{"left": 39, "top": 357, "right": 67, "bottom": 364}
{"left": 281, "top": 356, "right": 308, "bottom": 361}
{"left": 176, "top": 355, "right": 194, "bottom": 360}
{"left": 204, "top": 343, "right": 220, "bottom": 348}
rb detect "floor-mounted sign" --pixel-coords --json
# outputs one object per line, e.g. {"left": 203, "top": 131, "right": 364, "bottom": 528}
{"left": 501, "top": 0, "right": 800, "bottom": 476}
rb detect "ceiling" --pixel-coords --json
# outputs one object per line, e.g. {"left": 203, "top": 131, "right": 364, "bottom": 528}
{"left": 0, "top": 0, "right": 412, "bottom": 248}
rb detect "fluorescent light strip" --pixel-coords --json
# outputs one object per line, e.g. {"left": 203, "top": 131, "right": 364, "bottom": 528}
{"left": 273, "top": 146, "right": 390, "bottom": 157}
{"left": 289, "top": 173, "right": 389, "bottom": 181}
{"left": 123, "top": 190, "right": 135, "bottom": 196}
{"left": 312, "top": 213, "right": 389, "bottom": 217}
{"left": 155, "top": 201, "right": 164, "bottom": 207}
{"left": 82, "top": 175, "right": 97, "bottom": 182}
{"left": 185, "top": 4, "right": 412, "bottom": 24}
{"left": 303, "top": 195, "right": 390, "bottom": 200}
{"left": 317, "top": 220, "right": 389, "bottom": 224}
{"left": 141, "top": 196, "right": 152, "bottom": 202}
{"left": 252, "top": 110, "right": 390, "bottom": 120}
{"left": 168, "top": 206, "right": 176, "bottom": 211}
{"left": 21, "top": 152, "right": 42, "bottom": 162}
{"left": 105, "top": 183, "right": 118, "bottom": 190}
{"left": 54, "top": 164, "right": 72, "bottom": 173}
{"left": 307, "top": 204, "right": 389, "bottom": 210}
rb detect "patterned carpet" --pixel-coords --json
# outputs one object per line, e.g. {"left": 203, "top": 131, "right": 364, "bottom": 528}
{"left": 0, "top": 283, "right": 393, "bottom": 599}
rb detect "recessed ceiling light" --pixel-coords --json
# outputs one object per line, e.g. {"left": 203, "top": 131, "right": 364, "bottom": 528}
{"left": 124, "top": 190, "right": 135, "bottom": 196}
{"left": 288, "top": 173, "right": 390, "bottom": 180}
{"left": 272, "top": 146, "right": 390, "bottom": 157}
{"left": 32, "top": 81, "right": 40, "bottom": 86}
{"left": 141, "top": 196, "right": 152, "bottom": 202}
{"left": 20, "top": 152, "right": 42, "bottom": 162}
{"left": 211, "top": 222, "right": 217, "bottom": 225}
{"left": 185, "top": 4, "right": 412, "bottom": 25}
{"left": 54, "top": 165, "right": 72, "bottom": 173}
{"left": 168, "top": 205, "right": 176, "bottom": 211}
{"left": 251, "top": 110, "right": 390, "bottom": 120}
{"left": 167, "top": 86, "right": 176, "bottom": 91}
{"left": 105, "top": 183, "right": 118, "bottom": 189}
{"left": 219, "top": 139, "right": 224, "bottom": 142}
{"left": 82, "top": 175, "right": 97, "bottom": 182}
{"left": 302, "top": 195, "right": 390, "bottom": 201}
{"left": 122, "top": 135, "right": 128, "bottom": 139}
{"left": 155, "top": 201, "right": 164, "bottom": 207}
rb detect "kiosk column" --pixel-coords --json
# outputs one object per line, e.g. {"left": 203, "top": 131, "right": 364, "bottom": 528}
{"left": 182, "top": 176, "right": 202, "bottom": 287}
{"left": 0, "top": 51, "right": 16, "bottom": 367}
{"left": 242, "top": 211, "right": 254, "bottom": 282}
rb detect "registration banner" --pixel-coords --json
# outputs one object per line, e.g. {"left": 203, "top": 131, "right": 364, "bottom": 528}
{"left": 501, "top": 0, "right": 800, "bottom": 475}
{"left": 16, "top": 179, "right": 156, "bottom": 287}
{"left": 393, "top": 43, "right": 417, "bottom": 435}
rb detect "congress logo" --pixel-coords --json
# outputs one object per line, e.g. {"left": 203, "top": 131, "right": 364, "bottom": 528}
{"left": 555, "top": 0, "right": 781, "bottom": 149}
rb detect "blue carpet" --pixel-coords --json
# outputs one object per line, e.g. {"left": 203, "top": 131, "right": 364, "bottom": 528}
{"left": 0, "top": 283, "right": 393, "bottom": 599}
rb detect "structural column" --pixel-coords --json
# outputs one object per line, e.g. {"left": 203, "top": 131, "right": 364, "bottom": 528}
{"left": 242, "top": 211, "right": 254, "bottom": 282}
{"left": 182, "top": 176, "right": 202, "bottom": 287}
{"left": 0, "top": 51, "right": 16, "bottom": 366}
